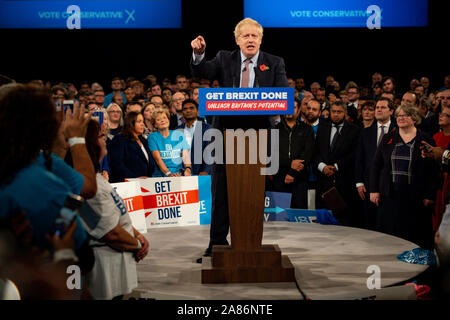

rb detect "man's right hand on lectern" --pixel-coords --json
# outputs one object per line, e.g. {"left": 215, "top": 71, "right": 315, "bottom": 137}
{"left": 191, "top": 35, "right": 206, "bottom": 55}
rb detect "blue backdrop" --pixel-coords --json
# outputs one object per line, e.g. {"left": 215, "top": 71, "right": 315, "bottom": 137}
{"left": 0, "top": 0, "right": 181, "bottom": 29}
{"left": 244, "top": 0, "right": 428, "bottom": 28}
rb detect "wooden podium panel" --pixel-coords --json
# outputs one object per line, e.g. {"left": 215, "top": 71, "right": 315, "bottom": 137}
{"left": 201, "top": 130, "right": 296, "bottom": 283}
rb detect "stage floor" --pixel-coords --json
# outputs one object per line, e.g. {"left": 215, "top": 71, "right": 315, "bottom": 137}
{"left": 133, "top": 222, "right": 427, "bottom": 300}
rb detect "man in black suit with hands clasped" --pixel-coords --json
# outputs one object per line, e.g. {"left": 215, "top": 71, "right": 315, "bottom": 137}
{"left": 313, "top": 101, "right": 362, "bottom": 227}
{"left": 190, "top": 18, "right": 289, "bottom": 262}
{"left": 355, "top": 97, "right": 396, "bottom": 230}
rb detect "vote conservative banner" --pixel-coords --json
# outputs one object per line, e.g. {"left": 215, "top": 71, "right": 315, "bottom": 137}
{"left": 0, "top": 0, "right": 181, "bottom": 29}
{"left": 120, "top": 176, "right": 212, "bottom": 229}
{"left": 198, "top": 87, "right": 294, "bottom": 116}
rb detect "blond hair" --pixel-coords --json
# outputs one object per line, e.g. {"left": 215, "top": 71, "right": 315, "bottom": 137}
{"left": 106, "top": 103, "right": 123, "bottom": 126}
{"left": 150, "top": 108, "right": 170, "bottom": 127}
{"left": 396, "top": 103, "right": 422, "bottom": 125}
{"left": 234, "top": 18, "right": 263, "bottom": 40}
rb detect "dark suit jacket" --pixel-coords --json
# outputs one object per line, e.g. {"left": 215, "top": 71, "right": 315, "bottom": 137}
{"left": 419, "top": 114, "right": 440, "bottom": 137}
{"left": 169, "top": 113, "right": 178, "bottom": 130}
{"left": 190, "top": 49, "right": 289, "bottom": 130}
{"left": 274, "top": 119, "right": 315, "bottom": 181}
{"left": 108, "top": 134, "right": 155, "bottom": 183}
{"left": 369, "top": 129, "right": 439, "bottom": 200}
{"left": 313, "top": 120, "right": 361, "bottom": 194}
{"left": 175, "top": 121, "right": 212, "bottom": 175}
{"left": 355, "top": 120, "right": 396, "bottom": 188}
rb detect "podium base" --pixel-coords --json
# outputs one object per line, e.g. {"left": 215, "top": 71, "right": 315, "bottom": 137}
{"left": 201, "top": 244, "right": 296, "bottom": 284}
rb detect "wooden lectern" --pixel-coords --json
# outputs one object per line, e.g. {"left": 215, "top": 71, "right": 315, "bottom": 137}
{"left": 202, "top": 130, "right": 296, "bottom": 283}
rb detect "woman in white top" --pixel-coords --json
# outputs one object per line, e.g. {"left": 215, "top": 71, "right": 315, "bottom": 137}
{"left": 82, "top": 119, "right": 149, "bottom": 300}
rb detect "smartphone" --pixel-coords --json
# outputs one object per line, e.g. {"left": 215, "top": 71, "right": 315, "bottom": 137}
{"left": 53, "top": 194, "right": 84, "bottom": 237}
{"left": 93, "top": 108, "right": 104, "bottom": 125}
{"left": 55, "top": 100, "right": 62, "bottom": 112}
{"left": 63, "top": 100, "right": 75, "bottom": 115}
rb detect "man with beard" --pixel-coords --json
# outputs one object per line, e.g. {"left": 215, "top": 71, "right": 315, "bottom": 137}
{"left": 270, "top": 99, "right": 315, "bottom": 209}
{"left": 176, "top": 99, "right": 211, "bottom": 176}
{"left": 304, "top": 99, "right": 322, "bottom": 208}
{"left": 313, "top": 101, "right": 362, "bottom": 226}
{"left": 305, "top": 99, "right": 322, "bottom": 132}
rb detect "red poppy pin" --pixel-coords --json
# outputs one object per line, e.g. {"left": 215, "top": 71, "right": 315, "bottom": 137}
{"left": 259, "top": 64, "right": 269, "bottom": 71}
{"left": 388, "top": 138, "right": 393, "bottom": 144}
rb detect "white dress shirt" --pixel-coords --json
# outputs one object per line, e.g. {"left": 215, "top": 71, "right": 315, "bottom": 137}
{"left": 377, "top": 120, "right": 391, "bottom": 145}
{"left": 318, "top": 122, "right": 343, "bottom": 173}
{"left": 356, "top": 120, "right": 391, "bottom": 188}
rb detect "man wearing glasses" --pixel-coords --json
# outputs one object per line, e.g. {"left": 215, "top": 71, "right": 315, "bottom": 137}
{"left": 94, "top": 89, "right": 105, "bottom": 108}
{"left": 346, "top": 85, "right": 360, "bottom": 113}
{"left": 171, "top": 91, "right": 186, "bottom": 128}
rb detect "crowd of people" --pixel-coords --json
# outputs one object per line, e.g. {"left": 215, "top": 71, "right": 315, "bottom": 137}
{"left": 0, "top": 69, "right": 450, "bottom": 299}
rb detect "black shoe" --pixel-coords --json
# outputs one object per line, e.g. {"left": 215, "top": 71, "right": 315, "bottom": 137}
{"left": 204, "top": 247, "right": 212, "bottom": 256}
{"left": 196, "top": 247, "right": 212, "bottom": 263}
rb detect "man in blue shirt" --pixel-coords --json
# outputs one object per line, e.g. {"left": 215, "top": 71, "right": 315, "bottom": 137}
{"left": 104, "top": 77, "right": 126, "bottom": 107}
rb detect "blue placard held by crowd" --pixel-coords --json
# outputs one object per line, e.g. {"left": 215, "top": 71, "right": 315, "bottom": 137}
{"left": 198, "top": 87, "right": 294, "bottom": 116}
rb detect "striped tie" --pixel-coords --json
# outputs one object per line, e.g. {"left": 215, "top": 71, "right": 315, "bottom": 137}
{"left": 241, "top": 58, "right": 251, "bottom": 88}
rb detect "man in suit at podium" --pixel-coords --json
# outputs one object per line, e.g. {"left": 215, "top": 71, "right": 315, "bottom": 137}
{"left": 190, "top": 18, "right": 289, "bottom": 261}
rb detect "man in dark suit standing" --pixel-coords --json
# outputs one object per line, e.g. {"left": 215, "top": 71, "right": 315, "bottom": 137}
{"left": 313, "top": 101, "right": 361, "bottom": 227}
{"left": 355, "top": 97, "right": 395, "bottom": 230}
{"left": 190, "top": 18, "right": 289, "bottom": 260}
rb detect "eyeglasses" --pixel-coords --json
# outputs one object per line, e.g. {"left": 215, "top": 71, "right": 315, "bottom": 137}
{"left": 396, "top": 114, "right": 411, "bottom": 119}
{"left": 108, "top": 110, "right": 121, "bottom": 114}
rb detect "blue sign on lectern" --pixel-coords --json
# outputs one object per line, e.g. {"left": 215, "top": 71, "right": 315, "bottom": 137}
{"left": 198, "top": 87, "right": 294, "bottom": 116}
